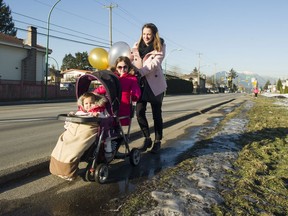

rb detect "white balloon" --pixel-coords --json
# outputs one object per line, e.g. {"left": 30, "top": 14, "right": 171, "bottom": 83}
{"left": 108, "top": 41, "right": 131, "bottom": 66}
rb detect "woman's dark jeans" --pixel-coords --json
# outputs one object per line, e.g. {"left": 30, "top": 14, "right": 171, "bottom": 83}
{"left": 136, "top": 100, "right": 163, "bottom": 141}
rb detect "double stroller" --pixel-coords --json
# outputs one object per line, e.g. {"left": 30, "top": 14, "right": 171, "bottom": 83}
{"left": 57, "top": 70, "right": 141, "bottom": 183}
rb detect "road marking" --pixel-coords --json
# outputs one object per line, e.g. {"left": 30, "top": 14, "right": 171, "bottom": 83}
{"left": 0, "top": 117, "right": 57, "bottom": 123}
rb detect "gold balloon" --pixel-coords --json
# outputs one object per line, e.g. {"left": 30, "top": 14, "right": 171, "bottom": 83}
{"left": 88, "top": 48, "right": 109, "bottom": 70}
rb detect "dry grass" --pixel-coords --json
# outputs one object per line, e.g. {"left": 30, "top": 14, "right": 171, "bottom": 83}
{"left": 214, "top": 96, "right": 288, "bottom": 216}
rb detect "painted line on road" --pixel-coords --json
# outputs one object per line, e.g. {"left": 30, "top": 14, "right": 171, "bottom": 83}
{"left": 0, "top": 117, "right": 57, "bottom": 123}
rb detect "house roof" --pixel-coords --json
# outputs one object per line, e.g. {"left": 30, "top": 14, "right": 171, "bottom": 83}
{"left": 180, "top": 74, "right": 198, "bottom": 80}
{"left": 61, "top": 69, "right": 93, "bottom": 74}
{"left": 0, "top": 32, "right": 23, "bottom": 45}
{"left": 0, "top": 32, "right": 49, "bottom": 51}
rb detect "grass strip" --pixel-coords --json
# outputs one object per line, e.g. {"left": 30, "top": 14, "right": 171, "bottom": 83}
{"left": 214, "top": 96, "right": 288, "bottom": 216}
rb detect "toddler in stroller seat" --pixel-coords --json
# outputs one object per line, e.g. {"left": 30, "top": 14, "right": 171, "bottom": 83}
{"left": 50, "top": 92, "right": 108, "bottom": 181}
{"left": 50, "top": 70, "right": 141, "bottom": 183}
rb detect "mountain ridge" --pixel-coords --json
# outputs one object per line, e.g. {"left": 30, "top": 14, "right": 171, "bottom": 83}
{"left": 214, "top": 71, "right": 277, "bottom": 89}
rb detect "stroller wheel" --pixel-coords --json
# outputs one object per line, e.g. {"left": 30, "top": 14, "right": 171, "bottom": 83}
{"left": 129, "top": 148, "right": 141, "bottom": 166}
{"left": 85, "top": 166, "right": 96, "bottom": 182}
{"left": 95, "top": 163, "right": 109, "bottom": 184}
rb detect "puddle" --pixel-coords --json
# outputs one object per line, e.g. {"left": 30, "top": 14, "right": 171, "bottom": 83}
{"left": 113, "top": 115, "right": 224, "bottom": 195}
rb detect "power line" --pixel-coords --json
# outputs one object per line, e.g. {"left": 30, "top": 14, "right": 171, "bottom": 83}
{"left": 15, "top": 20, "right": 110, "bottom": 46}
{"left": 16, "top": 27, "right": 109, "bottom": 48}
{"left": 12, "top": 12, "right": 110, "bottom": 44}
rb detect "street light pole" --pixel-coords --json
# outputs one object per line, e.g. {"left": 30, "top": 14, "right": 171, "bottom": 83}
{"left": 45, "top": 0, "right": 61, "bottom": 100}
{"left": 49, "top": 56, "right": 59, "bottom": 70}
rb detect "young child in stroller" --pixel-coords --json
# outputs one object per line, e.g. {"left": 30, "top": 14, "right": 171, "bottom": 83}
{"left": 69, "top": 92, "right": 107, "bottom": 117}
{"left": 49, "top": 92, "right": 107, "bottom": 181}
{"left": 50, "top": 60, "right": 141, "bottom": 183}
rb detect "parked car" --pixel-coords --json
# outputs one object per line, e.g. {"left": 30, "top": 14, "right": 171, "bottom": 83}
{"left": 60, "top": 83, "right": 75, "bottom": 91}
{"left": 210, "top": 88, "right": 219, "bottom": 94}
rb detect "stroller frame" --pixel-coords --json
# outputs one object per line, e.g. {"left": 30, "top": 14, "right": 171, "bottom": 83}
{"left": 58, "top": 70, "right": 141, "bottom": 183}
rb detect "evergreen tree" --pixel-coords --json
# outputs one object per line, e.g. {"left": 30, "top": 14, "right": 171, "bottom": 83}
{"left": 0, "top": 0, "right": 17, "bottom": 36}
{"left": 276, "top": 78, "right": 283, "bottom": 92}
{"left": 191, "top": 67, "right": 198, "bottom": 76}
{"left": 263, "top": 80, "right": 271, "bottom": 90}
{"left": 227, "top": 68, "right": 238, "bottom": 91}
{"left": 61, "top": 54, "right": 77, "bottom": 71}
{"left": 61, "top": 52, "right": 92, "bottom": 71}
{"left": 75, "top": 52, "right": 90, "bottom": 70}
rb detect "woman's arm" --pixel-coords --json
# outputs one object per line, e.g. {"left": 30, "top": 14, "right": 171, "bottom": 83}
{"left": 130, "top": 76, "right": 141, "bottom": 101}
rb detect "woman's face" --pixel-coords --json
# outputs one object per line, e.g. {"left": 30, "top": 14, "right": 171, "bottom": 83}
{"left": 142, "top": 27, "right": 154, "bottom": 45}
{"left": 116, "top": 60, "right": 128, "bottom": 76}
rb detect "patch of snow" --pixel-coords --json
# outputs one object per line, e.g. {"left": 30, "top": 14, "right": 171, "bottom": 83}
{"left": 261, "top": 92, "right": 288, "bottom": 98}
{"left": 242, "top": 70, "right": 256, "bottom": 75}
{"left": 261, "top": 92, "right": 288, "bottom": 107}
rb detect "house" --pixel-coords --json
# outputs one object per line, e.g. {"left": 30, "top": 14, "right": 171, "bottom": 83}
{"left": 60, "top": 69, "right": 101, "bottom": 91}
{"left": 0, "top": 26, "right": 50, "bottom": 84}
{"left": 0, "top": 27, "right": 75, "bottom": 101}
{"left": 60, "top": 69, "right": 91, "bottom": 83}
{"left": 180, "top": 73, "right": 206, "bottom": 93}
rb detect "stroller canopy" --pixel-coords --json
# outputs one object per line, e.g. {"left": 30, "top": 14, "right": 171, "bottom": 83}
{"left": 76, "top": 70, "right": 121, "bottom": 115}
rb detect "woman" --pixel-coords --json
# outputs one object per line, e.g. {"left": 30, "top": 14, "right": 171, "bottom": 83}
{"left": 131, "top": 23, "right": 167, "bottom": 153}
{"left": 253, "top": 87, "right": 259, "bottom": 98}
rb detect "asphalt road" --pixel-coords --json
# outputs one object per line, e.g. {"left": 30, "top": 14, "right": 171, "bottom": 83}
{"left": 0, "top": 93, "right": 240, "bottom": 185}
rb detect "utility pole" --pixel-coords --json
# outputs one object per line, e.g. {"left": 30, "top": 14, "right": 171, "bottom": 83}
{"left": 214, "top": 63, "right": 217, "bottom": 86}
{"left": 197, "top": 53, "right": 202, "bottom": 86}
{"left": 104, "top": 3, "right": 118, "bottom": 47}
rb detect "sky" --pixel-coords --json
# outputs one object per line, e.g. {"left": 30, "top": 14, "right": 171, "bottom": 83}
{"left": 5, "top": 0, "right": 288, "bottom": 79}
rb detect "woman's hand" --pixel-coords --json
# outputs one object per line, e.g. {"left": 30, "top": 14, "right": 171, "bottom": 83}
{"left": 132, "top": 66, "right": 141, "bottom": 77}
